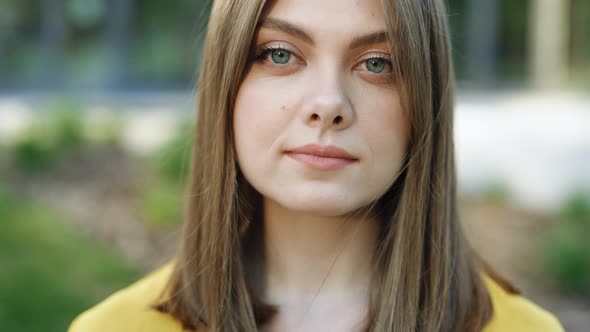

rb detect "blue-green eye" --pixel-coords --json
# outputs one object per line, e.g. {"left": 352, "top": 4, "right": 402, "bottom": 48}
{"left": 270, "top": 49, "right": 291, "bottom": 64}
{"left": 365, "top": 58, "right": 388, "bottom": 73}
{"left": 254, "top": 46, "right": 293, "bottom": 65}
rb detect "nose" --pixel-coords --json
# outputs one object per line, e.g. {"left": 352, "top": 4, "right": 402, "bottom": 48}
{"left": 302, "top": 74, "right": 353, "bottom": 133}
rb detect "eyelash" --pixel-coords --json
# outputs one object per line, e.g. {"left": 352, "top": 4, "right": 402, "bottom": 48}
{"left": 364, "top": 56, "right": 393, "bottom": 68}
{"left": 253, "top": 46, "right": 393, "bottom": 72}
{"left": 254, "top": 45, "right": 291, "bottom": 62}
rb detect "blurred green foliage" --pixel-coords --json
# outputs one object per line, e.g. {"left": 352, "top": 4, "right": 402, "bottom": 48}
{"left": 497, "top": 0, "right": 530, "bottom": 81}
{"left": 0, "top": 0, "right": 209, "bottom": 88}
{"left": 11, "top": 99, "right": 85, "bottom": 171}
{"left": 138, "top": 178, "right": 185, "bottom": 230}
{"left": 138, "top": 121, "right": 194, "bottom": 229}
{"left": 2, "top": 0, "right": 588, "bottom": 88}
{"left": 7, "top": 95, "right": 187, "bottom": 229}
{"left": 0, "top": 186, "right": 140, "bottom": 332}
{"left": 83, "top": 111, "right": 123, "bottom": 147}
{"left": 542, "top": 191, "right": 590, "bottom": 296}
{"left": 10, "top": 98, "right": 124, "bottom": 171}
{"left": 151, "top": 122, "right": 194, "bottom": 183}
{"left": 66, "top": 0, "right": 106, "bottom": 29}
{"left": 10, "top": 133, "right": 57, "bottom": 171}
{"left": 570, "top": 0, "right": 590, "bottom": 85}
{"left": 46, "top": 99, "right": 86, "bottom": 149}
{"left": 480, "top": 179, "right": 512, "bottom": 204}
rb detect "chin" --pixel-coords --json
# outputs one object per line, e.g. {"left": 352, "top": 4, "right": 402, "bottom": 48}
{"left": 273, "top": 191, "right": 370, "bottom": 218}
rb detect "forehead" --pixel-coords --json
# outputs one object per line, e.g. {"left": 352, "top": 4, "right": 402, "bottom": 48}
{"left": 261, "top": 0, "right": 387, "bottom": 38}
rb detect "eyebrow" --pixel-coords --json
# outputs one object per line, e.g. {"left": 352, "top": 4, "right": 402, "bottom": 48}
{"left": 349, "top": 31, "right": 388, "bottom": 49}
{"left": 261, "top": 17, "right": 314, "bottom": 44}
{"left": 260, "top": 17, "right": 389, "bottom": 50}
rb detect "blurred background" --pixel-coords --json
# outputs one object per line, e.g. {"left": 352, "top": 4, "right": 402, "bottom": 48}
{"left": 0, "top": 0, "right": 588, "bottom": 331}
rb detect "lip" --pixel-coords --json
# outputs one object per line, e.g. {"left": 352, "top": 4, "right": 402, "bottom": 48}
{"left": 285, "top": 144, "right": 358, "bottom": 171}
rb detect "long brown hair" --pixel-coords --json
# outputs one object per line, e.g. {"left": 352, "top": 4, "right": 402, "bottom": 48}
{"left": 156, "top": 0, "right": 513, "bottom": 331}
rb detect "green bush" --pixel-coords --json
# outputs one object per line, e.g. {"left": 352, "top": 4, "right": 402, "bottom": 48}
{"left": 46, "top": 99, "right": 85, "bottom": 150}
{"left": 559, "top": 192, "right": 590, "bottom": 226}
{"left": 11, "top": 131, "right": 57, "bottom": 171}
{"left": 10, "top": 99, "right": 86, "bottom": 171}
{"left": 542, "top": 191, "right": 590, "bottom": 296}
{"left": 137, "top": 121, "right": 194, "bottom": 229}
{"left": 151, "top": 121, "right": 194, "bottom": 183}
{"left": 84, "top": 111, "right": 123, "bottom": 147}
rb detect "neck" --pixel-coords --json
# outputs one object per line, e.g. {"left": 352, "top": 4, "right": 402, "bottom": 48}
{"left": 260, "top": 198, "right": 379, "bottom": 305}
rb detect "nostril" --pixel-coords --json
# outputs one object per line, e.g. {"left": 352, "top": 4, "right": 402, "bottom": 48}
{"left": 334, "top": 115, "right": 343, "bottom": 124}
{"left": 311, "top": 113, "right": 320, "bottom": 121}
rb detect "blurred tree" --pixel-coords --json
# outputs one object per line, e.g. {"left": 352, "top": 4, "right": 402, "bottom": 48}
{"left": 448, "top": 0, "right": 531, "bottom": 85}
{"left": 466, "top": 0, "right": 499, "bottom": 86}
{"left": 0, "top": 3, "right": 12, "bottom": 83}
{"left": 104, "top": 0, "right": 135, "bottom": 88}
{"left": 0, "top": 0, "right": 23, "bottom": 87}
{"left": 132, "top": 0, "right": 206, "bottom": 87}
{"left": 446, "top": 0, "right": 468, "bottom": 79}
{"left": 569, "top": 0, "right": 590, "bottom": 85}
{"left": 4, "top": 0, "right": 583, "bottom": 89}
{"left": 66, "top": 0, "right": 106, "bottom": 29}
{"left": 498, "top": 0, "right": 530, "bottom": 83}
{"left": 530, "top": 0, "right": 570, "bottom": 89}
{"left": 41, "top": 0, "right": 66, "bottom": 88}
{"left": 4, "top": 0, "right": 43, "bottom": 88}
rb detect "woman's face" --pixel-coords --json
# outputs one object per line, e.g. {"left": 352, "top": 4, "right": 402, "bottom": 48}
{"left": 233, "top": 0, "right": 409, "bottom": 217}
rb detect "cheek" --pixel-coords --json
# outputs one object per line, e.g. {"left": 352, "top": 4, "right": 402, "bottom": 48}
{"left": 233, "top": 77, "right": 297, "bottom": 165}
{"left": 357, "top": 90, "right": 408, "bottom": 174}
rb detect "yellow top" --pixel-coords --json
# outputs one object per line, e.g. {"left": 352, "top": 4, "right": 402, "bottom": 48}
{"left": 68, "top": 262, "right": 564, "bottom": 332}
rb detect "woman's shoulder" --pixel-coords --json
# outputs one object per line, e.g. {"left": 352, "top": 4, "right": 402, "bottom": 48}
{"left": 481, "top": 274, "right": 564, "bottom": 332}
{"left": 69, "top": 262, "right": 564, "bottom": 332}
{"left": 68, "top": 261, "right": 187, "bottom": 332}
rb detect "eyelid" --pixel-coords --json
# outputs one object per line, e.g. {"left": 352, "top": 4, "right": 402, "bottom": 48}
{"left": 356, "top": 53, "right": 393, "bottom": 72}
{"left": 254, "top": 41, "right": 304, "bottom": 64}
{"left": 358, "top": 51, "right": 392, "bottom": 63}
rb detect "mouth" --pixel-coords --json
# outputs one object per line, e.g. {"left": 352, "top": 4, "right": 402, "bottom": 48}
{"left": 285, "top": 144, "right": 358, "bottom": 171}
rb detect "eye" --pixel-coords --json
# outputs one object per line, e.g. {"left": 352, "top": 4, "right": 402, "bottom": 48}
{"left": 356, "top": 55, "right": 394, "bottom": 84}
{"left": 270, "top": 49, "right": 291, "bottom": 64}
{"left": 364, "top": 57, "right": 391, "bottom": 74}
{"left": 255, "top": 46, "right": 293, "bottom": 65}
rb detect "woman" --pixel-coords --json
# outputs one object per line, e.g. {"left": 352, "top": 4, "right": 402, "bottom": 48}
{"left": 69, "top": 0, "right": 564, "bottom": 331}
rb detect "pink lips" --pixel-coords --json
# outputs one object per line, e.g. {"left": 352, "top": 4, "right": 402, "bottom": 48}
{"left": 285, "top": 144, "right": 358, "bottom": 171}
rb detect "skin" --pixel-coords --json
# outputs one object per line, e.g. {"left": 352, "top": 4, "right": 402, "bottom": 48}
{"left": 233, "top": 0, "right": 409, "bottom": 330}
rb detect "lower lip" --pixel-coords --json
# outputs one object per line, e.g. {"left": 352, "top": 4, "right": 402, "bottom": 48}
{"left": 286, "top": 152, "right": 357, "bottom": 171}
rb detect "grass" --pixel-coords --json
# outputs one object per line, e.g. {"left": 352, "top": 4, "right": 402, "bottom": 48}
{"left": 541, "top": 191, "right": 590, "bottom": 296}
{"left": 0, "top": 186, "right": 140, "bottom": 332}
{"left": 138, "top": 178, "right": 185, "bottom": 230}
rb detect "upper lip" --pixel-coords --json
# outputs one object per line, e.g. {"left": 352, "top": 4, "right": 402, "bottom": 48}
{"left": 286, "top": 144, "right": 358, "bottom": 160}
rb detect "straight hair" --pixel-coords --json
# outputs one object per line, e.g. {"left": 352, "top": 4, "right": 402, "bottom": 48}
{"left": 156, "top": 0, "right": 517, "bottom": 331}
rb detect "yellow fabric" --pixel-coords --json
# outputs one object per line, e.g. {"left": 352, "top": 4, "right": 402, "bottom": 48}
{"left": 480, "top": 274, "right": 564, "bottom": 332}
{"left": 69, "top": 262, "right": 564, "bottom": 332}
